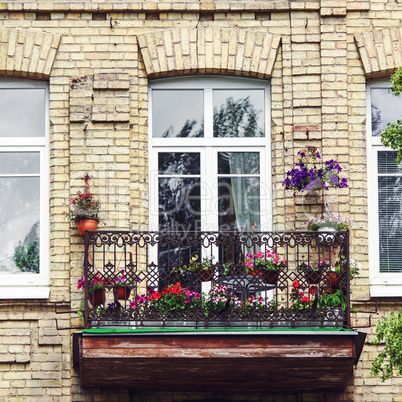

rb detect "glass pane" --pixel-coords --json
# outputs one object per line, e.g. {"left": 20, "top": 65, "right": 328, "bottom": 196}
{"left": 218, "top": 152, "right": 259, "bottom": 175}
{"left": 0, "top": 152, "right": 40, "bottom": 175}
{"left": 218, "top": 177, "right": 260, "bottom": 232}
{"left": 152, "top": 90, "right": 204, "bottom": 138}
{"left": 378, "top": 151, "right": 402, "bottom": 174}
{"left": 213, "top": 89, "right": 264, "bottom": 137}
{"left": 159, "top": 177, "right": 201, "bottom": 231}
{"left": 371, "top": 88, "right": 402, "bottom": 137}
{"left": 0, "top": 88, "right": 45, "bottom": 137}
{"left": 0, "top": 177, "right": 40, "bottom": 274}
{"left": 378, "top": 176, "right": 402, "bottom": 273}
{"left": 158, "top": 153, "right": 200, "bottom": 175}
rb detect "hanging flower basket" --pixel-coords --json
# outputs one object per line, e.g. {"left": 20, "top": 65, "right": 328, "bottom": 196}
{"left": 87, "top": 289, "right": 106, "bottom": 306}
{"left": 261, "top": 270, "right": 280, "bottom": 285}
{"left": 304, "top": 270, "right": 323, "bottom": 284}
{"left": 116, "top": 286, "right": 131, "bottom": 300}
{"left": 64, "top": 191, "right": 101, "bottom": 236}
{"left": 282, "top": 147, "right": 348, "bottom": 196}
{"left": 198, "top": 268, "right": 214, "bottom": 282}
{"left": 323, "top": 272, "right": 342, "bottom": 294}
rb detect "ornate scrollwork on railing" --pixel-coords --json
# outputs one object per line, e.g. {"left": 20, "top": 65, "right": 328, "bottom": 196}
{"left": 82, "top": 230, "right": 351, "bottom": 330}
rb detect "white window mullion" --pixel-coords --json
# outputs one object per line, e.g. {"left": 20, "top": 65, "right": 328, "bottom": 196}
{"left": 207, "top": 147, "right": 218, "bottom": 232}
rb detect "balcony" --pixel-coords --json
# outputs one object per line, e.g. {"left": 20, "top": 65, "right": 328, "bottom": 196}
{"left": 75, "top": 230, "right": 365, "bottom": 391}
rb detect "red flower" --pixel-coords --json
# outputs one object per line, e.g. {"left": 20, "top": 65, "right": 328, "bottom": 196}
{"left": 309, "top": 287, "right": 315, "bottom": 294}
{"left": 293, "top": 279, "right": 300, "bottom": 289}
{"left": 301, "top": 296, "right": 310, "bottom": 303}
{"left": 150, "top": 292, "right": 162, "bottom": 301}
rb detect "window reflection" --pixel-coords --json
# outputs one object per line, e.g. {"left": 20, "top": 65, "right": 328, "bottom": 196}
{"left": 159, "top": 177, "right": 201, "bottom": 232}
{"left": 371, "top": 88, "right": 402, "bottom": 136}
{"left": 213, "top": 90, "right": 264, "bottom": 138}
{"left": 0, "top": 177, "right": 40, "bottom": 274}
{"left": 0, "top": 89, "right": 45, "bottom": 137}
{"left": 158, "top": 153, "right": 201, "bottom": 175}
{"left": 152, "top": 90, "right": 204, "bottom": 138}
{"left": 0, "top": 152, "right": 40, "bottom": 175}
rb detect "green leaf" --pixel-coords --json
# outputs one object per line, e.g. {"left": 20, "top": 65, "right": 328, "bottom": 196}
{"left": 371, "top": 311, "right": 402, "bottom": 381}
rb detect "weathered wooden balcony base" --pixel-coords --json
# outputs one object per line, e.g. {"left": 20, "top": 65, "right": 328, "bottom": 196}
{"left": 75, "top": 329, "right": 366, "bottom": 392}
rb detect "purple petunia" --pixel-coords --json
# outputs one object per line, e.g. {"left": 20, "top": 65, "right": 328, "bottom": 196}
{"left": 282, "top": 148, "right": 348, "bottom": 196}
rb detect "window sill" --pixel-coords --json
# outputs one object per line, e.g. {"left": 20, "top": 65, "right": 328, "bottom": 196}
{"left": 370, "top": 284, "right": 402, "bottom": 297}
{"left": 0, "top": 286, "right": 50, "bottom": 299}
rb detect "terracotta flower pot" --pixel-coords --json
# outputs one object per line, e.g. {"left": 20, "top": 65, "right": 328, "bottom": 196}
{"left": 323, "top": 272, "right": 342, "bottom": 293}
{"left": 87, "top": 289, "right": 105, "bottom": 306}
{"left": 77, "top": 219, "right": 98, "bottom": 236}
{"left": 116, "top": 286, "right": 131, "bottom": 300}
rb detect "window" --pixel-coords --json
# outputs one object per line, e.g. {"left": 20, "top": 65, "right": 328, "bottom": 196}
{"left": 149, "top": 77, "right": 271, "bottom": 233}
{"left": 0, "top": 79, "right": 49, "bottom": 298}
{"left": 149, "top": 77, "right": 271, "bottom": 275}
{"left": 367, "top": 79, "right": 402, "bottom": 296}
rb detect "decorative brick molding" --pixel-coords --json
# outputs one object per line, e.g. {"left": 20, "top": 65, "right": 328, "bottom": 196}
{"left": 70, "top": 72, "right": 130, "bottom": 123}
{"left": 70, "top": 76, "right": 93, "bottom": 123}
{"left": 355, "top": 27, "right": 402, "bottom": 77}
{"left": 137, "top": 28, "right": 281, "bottom": 79}
{"left": 0, "top": 28, "right": 61, "bottom": 79}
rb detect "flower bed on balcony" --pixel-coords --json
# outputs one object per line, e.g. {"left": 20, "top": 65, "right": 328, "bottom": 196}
{"left": 81, "top": 231, "right": 351, "bottom": 329}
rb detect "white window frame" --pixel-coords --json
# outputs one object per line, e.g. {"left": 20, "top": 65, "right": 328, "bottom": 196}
{"left": 0, "top": 78, "right": 50, "bottom": 299}
{"left": 148, "top": 76, "right": 272, "bottom": 234}
{"left": 367, "top": 78, "right": 402, "bottom": 296}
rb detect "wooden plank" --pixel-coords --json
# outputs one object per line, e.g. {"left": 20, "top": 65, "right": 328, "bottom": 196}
{"left": 82, "top": 346, "right": 353, "bottom": 359}
{"left": 82, "top": 334, "right": 353, "bottom": 350}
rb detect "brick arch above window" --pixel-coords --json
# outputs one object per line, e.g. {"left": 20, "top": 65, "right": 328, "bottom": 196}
{"left": 355, "top": 27, "right": 402, "bottom": 78}
{"left": 137, "top": 28, "right": 281, "bottom": 79}
{"left": 0, "top": 28, "right": 61, "bottom": 79}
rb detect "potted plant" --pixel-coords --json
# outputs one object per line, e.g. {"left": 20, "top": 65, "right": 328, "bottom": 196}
{"left": 77, "top": 273, "right": 106, "bottom": 306}
{"left": 323, "top": 255, "right": 360, "bottom": 293}
{"left": 65, "top": 191, "right": 101, "bottom": 236}
{"left": 334, "top": 255, "right": 360, "bottom": 280}
{"left": 282, "top": 146, "right": 348, "bottom": 196}
{"left": 290, "top": 279, "right": 313, "bottom": 312}
{"left": 113, "top": 270, "right": 132, "bottom": 300}
{"left": 177, "top": 254, "right": 215, "bottom": 282}
{"left": 132, "top": 283, "right": 203, "bottom": 323}
{"left": 302, "top": 260, "right": 327, "bottom": 284}
{"left": 202, "top": 284, "right": 240, "bottom": 318}
{"left": 319, "top": 289, "right": 347, "bottom": 311}
{"left": 241, "top": 295, "right": 278, "bottom": 318}
{"left": 306, "top": 211, "right": 353, "bottom": 232}
{"left": 245, "top": 250, "right": 287, "bottom": 284}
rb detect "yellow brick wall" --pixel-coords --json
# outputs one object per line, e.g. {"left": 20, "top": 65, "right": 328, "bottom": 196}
{"left": 0, "top": 1, "right": 400, "bottom": 400}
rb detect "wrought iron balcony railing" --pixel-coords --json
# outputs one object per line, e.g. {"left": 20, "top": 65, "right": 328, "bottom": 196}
{"left": 82, "top": 230, "right": 351, "bottom": 329}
